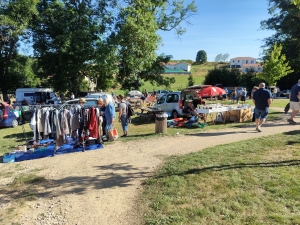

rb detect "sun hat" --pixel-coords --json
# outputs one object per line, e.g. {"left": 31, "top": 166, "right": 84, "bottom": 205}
{"left": 79, "top": 97, "right": 86, "bottom": 103}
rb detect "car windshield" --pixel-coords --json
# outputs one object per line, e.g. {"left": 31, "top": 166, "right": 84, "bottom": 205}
{"left": 59, "top": 99, "right": 98, "bottom": 110}
{"left": 85, "top": 94, "right": 108, "bottom": 99}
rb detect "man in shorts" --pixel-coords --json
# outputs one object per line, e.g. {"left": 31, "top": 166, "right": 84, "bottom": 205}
{"left": 287, "top": 79, "right": 300, "bottom": 125}
{"left": 252, "top": 83, "right": 272, "bottom": 132}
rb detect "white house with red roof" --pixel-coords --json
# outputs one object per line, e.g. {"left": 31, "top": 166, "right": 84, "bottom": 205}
{"left": 163, "top": 62, "right": 191, "bottom": 72}
{"left": 230, "top": 57, "right": 263, "bottom": 72}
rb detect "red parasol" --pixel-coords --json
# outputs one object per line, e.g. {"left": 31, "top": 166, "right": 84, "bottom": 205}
{"left": 197, "top": 86, "right": 226, "bottom": 97}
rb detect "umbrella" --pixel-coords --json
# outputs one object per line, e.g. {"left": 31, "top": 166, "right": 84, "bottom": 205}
{"left": 128, "top": 90, "right": 143, "bottom": 96}
{"left": 197, "top": 86, "right": 226, "bottom": 97}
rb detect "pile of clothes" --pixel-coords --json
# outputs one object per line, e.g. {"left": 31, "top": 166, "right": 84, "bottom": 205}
{"left": 2, "top": 138, "right": 103, "bottom": 163}
{"left": 167, "top": 116, "right": 207, "bottom": 128}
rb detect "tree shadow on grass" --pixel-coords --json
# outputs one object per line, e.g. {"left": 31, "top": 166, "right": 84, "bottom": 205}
{"left": 3, "top": 131, "right": 32, "bottom": 142}
{"left": 156, "top": 159, "right": 300, "bottom": 178}
{"left": 0, "top": 163, "right": 149, "bottom": 205}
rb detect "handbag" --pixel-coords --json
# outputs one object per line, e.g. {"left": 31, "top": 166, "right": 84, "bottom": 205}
{"left": 108, "top": 127, "right": 118, "bottom": 141}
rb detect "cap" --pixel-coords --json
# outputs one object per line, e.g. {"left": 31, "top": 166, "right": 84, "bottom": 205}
{"left": 79, "top": 98, "right": 86, "bottom": 103}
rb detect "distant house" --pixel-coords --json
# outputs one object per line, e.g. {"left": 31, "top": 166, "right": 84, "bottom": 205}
{"left": 241, "top": 63, "right": 263, "bottom": 72}
{"left": 163, "top": 62, "right": 191, "bottom": 72}
{"left": 230, "top": 57, "right": 256, "bottom": 68}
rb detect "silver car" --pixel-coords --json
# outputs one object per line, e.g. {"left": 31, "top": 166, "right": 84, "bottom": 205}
{"left": 156, "top": 85, "right": 208, "bottom": 118}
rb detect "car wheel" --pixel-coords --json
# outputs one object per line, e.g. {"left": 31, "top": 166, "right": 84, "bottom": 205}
{"left": 12, "top": 119, "right": 18, "bottom": 128}
{"left": 172, "top": 110, "right": 179, "bottom": 119}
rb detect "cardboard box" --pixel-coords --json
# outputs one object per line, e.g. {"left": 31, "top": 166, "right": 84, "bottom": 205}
{"left": 225, "top": 108, "right": 252, "bottom": 122}
{"left": 239, "top": 108, "right": 253, "bottom": 122}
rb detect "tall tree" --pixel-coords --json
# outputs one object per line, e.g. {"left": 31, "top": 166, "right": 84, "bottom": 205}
{"left": 258, "top": 43, "right": 293, "bottom": 86}
{"left": 196, "top": 50, "right": 207, "bottom": 64}
{"left": 221, "top": 53, "right": 230, "bottom": 62}
{"left": 31, "top": 0, "right": 112, "bottom": 93}
{"left": 214, "top": 54, "right": 222, "bottom": 62}
{"left": 261, "top": 0, "right": 300, "bottom": 89}
{"left": 0, "top": 0, "right": 38, "bottom": 99}
{"left": 31, "top": 0, "right": 197, "bottom": 92}
{"left": 114, "top": 0, "right": 197, "bottom": 91}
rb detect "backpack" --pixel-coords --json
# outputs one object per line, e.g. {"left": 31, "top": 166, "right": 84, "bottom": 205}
{"left": 126, "top": 103, "right": 134, "bottom": 119}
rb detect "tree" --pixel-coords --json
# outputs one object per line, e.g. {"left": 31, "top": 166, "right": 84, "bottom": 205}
{"left": 293, "top": 0, "right": 300, "bottom": 7}
{"left": 204, "top": 68, "right": 240, "bottom": 86}
{"left": 214, "top": 54, "right": 222, "bottom": 62}
{"left": 221, "top": 53, "right": 230, "bottom": 62}
{"left": 196, "top": 50, "right": 207, "bottom": 64}
{"left": 31, "top": 0, "right": 111, "bottom": 93}
{"left": 188, "top": 74, "right": 194, "bottom": 86}
{"left": 30, "top": 0, "right": 197, "bottom": 92}
{"left": 261, "top": 0, "right": 300, "bottom": 89}
{"left": 0, "top": 0, "right": 39, "bottom": 99}
{"left": 257, "top": 43, "right": 293, "bottom": 86}
{"left": 113, "top": 0, "right": 197, "bottom": 91}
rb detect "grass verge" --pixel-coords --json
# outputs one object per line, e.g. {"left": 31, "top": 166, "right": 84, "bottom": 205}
{"left": 142, "top": 131, "right": 300, "bottom": 225}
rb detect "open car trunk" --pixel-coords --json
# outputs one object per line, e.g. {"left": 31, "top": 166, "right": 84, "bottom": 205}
{"left": 181, "top": 85, "right": 212, "bottom": 108}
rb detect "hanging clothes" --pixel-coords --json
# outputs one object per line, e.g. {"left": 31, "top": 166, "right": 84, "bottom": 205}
{"left": 88, "top": 106, "right": 98, "bottom": 139}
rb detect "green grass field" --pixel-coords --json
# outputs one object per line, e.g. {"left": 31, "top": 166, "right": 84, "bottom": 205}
{"left": 0, "top": 98, "right": 289, "bottom": 156}
{"left": 142, "top": 131, "right": 300, "bottom": 224}
{"left": 114, "top": 63, "right": 218, "bottom": 95}
{"left": 0, "top": 101, "right": 293, "bottom": 224}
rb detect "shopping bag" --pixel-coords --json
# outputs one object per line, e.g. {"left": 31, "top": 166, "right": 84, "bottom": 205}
{"left": 108, "top": 128, "right": 118, "bottom": 141}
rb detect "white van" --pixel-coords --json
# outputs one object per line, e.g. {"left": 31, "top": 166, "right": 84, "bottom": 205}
{"left": 15, "top": 88, "right": 61, "bottom": 105}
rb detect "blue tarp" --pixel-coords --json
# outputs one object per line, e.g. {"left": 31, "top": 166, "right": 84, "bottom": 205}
{"left": 12, "top": 142, "right": 103, "bottom": 162}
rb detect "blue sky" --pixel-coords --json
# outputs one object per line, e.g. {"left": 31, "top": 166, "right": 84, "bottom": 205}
{"left": 156, "top": 0, "right": 275, "bottom": 62}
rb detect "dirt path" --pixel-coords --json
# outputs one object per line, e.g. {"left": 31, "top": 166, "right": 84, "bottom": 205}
{"left": 0, "top": 107, "right": 297, "bottom": 225}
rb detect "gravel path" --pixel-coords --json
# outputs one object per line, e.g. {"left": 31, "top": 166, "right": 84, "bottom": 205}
{"left": 0, "top": 107, "right": 297, "bottom": 225}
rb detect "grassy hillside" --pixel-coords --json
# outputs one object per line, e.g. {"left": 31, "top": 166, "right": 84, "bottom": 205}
{"left": 140, "top": 62, "right": 222, "bottom": 93}
{"left": 113, "top": 62, "right": 228, "bottom": 95}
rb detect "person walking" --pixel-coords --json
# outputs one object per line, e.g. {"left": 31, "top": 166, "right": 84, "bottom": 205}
{"left": 252, "top": 83, "right": 272, "bottom": 132}
{"left": 117, "top": 94, "right": 129, "bottom": 137}
{"left": 287, "top": 79, "right": 300, "bottom": 124}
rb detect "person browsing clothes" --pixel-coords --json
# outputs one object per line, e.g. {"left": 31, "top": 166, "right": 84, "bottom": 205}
{"left": 117, "top": 94, "right": 129, "bottom": 137}
{"left": 104, "top": 97, "right": 116, "bottom": 140}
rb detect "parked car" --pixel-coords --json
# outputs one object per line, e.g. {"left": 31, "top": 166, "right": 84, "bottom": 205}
{"left": 58, "top": 98, "right": 99, "bottom": 110}
{"left": 0, "top": 102, "right": 19, "bottom": 128}
{"left": 13, "top": 104, "right": 34, "bottom": 123}
{"left": 85, "top": 92, "right": 114, "bottom": 101}
{"left": 156, "top": 85, "right": 210, "bottom": 118}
